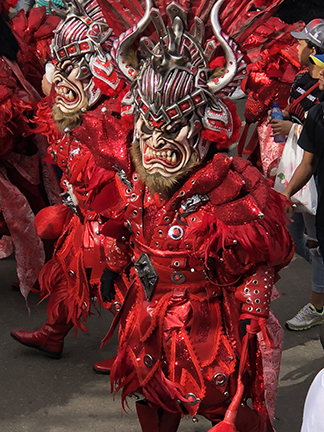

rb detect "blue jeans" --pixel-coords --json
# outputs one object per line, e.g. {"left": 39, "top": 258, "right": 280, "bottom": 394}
{"left": 316, "top": 227, "right": 324, "bottom": 263}
{"left": 288, "top": 211, "right": 324, "bottom": 293}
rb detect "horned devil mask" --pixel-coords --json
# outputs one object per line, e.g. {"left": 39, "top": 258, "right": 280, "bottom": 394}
{"left": 50, "top": 0, "right": 120, "bottom": 132}
{"left": 116, "top": 0, "right": 246, "bottom": 196}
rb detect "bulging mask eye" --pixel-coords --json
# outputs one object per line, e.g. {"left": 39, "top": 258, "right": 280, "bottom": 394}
{"left": 58, "top": 61, "right": 75, "bottom": 78}
{"left": 167, "top": 123, "right": 183, "bottom": 135}
{"left": 141, "top": 122, "right": 153, "bottom": 135}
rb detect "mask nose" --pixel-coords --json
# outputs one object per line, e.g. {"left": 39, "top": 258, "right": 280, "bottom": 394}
{"left": 150, "top": 130, "right": 165, "bottom": 149}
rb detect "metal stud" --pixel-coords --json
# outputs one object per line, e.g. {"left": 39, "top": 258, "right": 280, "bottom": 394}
{"left": 112, "top": 302, "right": 122, "bottom": 313}
{"left": 143, "top": 354, "right": 153, "bottom": 368}
{"left": 213, "top": 373, "right": 227, "bottom": 386}
{"left": 185, "top": 393, "right": 199, "bottom": 406}
{"left": 68, "top": 270, "right": 76, "bottom": 279}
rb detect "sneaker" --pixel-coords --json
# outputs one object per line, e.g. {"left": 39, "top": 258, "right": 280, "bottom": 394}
{"left": 286, "top": 303, "right": 324, "bottom": 331}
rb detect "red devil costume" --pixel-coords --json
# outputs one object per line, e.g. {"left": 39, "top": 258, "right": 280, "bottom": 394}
{"left": 73, "top": 0, "right": 294, "bottom": 430}
{"left": 11, "top": 0, "right": 128, "bottom": 359}
{"left": 0, "top": 3, "right": 61, "bottom": 299}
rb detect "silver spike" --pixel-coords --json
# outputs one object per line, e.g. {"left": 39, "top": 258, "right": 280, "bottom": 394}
{"left": 207, "top": 0, "right": 237, "bottom": 95}
{"left": 115, "top": 0, "right": 153, "bottom": 81}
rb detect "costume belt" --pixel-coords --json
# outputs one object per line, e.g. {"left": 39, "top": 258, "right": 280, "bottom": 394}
{"left": 132, "top": 240, "right": 222, "bottom": 300}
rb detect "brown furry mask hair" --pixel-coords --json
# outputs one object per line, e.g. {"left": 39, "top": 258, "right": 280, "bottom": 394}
{"left": 131, "top": 137, "right": 200, "bottom": 200}
{"left": 52, "top": 99, "right": 88, "bottom": 133}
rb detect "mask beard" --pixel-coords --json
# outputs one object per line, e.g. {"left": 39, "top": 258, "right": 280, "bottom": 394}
{"left": 131, "top": 137, "right": 199, "bottom": 200}
{"left": 52, "top": 99, "right": 88, "bottom": 133}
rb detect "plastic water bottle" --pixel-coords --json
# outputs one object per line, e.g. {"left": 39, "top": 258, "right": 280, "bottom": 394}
{"left": 271, "top": 102, "right": 285, "bottom": 143}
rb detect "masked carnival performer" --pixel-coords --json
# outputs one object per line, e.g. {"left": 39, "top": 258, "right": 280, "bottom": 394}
{"left": 11, "top": 0, "right": 129, "bottom": 362}
{"left": 70, "top": 0, "right": 294, "bottom": 430}
{"left": 0, "top": 2, "right": 62, "bottom": 299}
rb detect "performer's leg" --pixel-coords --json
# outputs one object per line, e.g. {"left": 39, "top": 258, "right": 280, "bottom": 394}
{"left": 136, "top": 400, "right": 181, "bottom": 432}
{"left": 11, "top": 302, "right": 73, "bottom": 359}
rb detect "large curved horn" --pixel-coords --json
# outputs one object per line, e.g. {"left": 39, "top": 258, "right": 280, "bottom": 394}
{"left": 49, "top": 0, "right": 68, "bottom": 19}
{"left": 207, "top": 0, "right": 237, "bottom": 94}
{"left": 114, "top": 0, "right": 153, "bottom": 81}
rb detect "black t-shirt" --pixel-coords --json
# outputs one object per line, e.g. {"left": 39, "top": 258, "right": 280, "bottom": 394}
{"left": 298, "top": 102, "right": 324, "bottom": 229}
{"left": 289, "top": 72, "right": 324, "bottom": 124}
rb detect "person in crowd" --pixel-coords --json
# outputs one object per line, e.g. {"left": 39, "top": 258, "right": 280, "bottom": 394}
{"left": 272, "top": 21, "right": 324, "bottom": 330}
{"left": 300, "top": 368, "right": 324, "bottom": 432}
{"left": 282, "top": 52, "right": 324, "bottom": 334}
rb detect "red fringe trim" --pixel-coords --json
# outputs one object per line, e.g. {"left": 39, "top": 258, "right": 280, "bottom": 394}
{"left": 33, "top": 95, "right": 61, "bottom": 145}
{"left": 38, "top": 217, "right": 91, "bottom": 333}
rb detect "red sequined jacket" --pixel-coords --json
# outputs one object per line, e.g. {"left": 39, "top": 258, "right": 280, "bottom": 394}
{"left": 75, "top": 108, "right": 293, "bottom": 422}
{"left": 34, "top": 98, "right": 128, "bottom": 329}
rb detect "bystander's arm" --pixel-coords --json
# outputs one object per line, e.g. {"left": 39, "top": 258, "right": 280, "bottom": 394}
{"left": 270, "top": 119, "right": 294, "bottom": 136}
{"left": 282, "top": 151, "right": 317, "bottom": 221}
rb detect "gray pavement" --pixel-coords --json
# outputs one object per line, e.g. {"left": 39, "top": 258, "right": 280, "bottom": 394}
{"left": 1, "top": 251, "right": 324, "bottom": 432}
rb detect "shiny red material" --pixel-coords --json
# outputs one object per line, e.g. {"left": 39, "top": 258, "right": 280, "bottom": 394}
{"left": 99, "top": 152, "right": 294, "bottom": 425}
{"left": 0, "top": 12, "right": 61, "bottom": 299}
{"left": 93, "top": 356, "right": 117, "bottom": 374}
{"left": 11, "top": 306, "right": 73, "bottom": 359}
{"left": 235, "top": 266, "right": 274, "bottom": 319}
{"left": 34, "top": 98, "right": 129, "bottom": 331}
{"left": 238, "top": 17, "right": 304, "bottom": 169}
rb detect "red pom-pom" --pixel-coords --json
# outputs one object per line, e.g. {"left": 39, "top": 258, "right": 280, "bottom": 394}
{"left": 201, "top": 128, "right": 229, "bottom": 148}
{"left": 34, "top": 204, "right": 72, "bottom": 239}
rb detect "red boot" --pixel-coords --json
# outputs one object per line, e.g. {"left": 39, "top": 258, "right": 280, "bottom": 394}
{"left": 11, "top": 318, "right": 73, "bottom": 359}
{"left": 93, "top": 356, "right": 116, "bottom": 374}
{"left": 136, "top": 400, "right": 181, "bottom": 432}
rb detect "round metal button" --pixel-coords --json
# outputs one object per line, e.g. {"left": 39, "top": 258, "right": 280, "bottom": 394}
{"left": 168, "top": 225, "right": 184, "bottom": 240}
{"left": 171, "top": 272, "right": 186, "bottom": 284}
{"left": 112, "top": 302, "right": 122, "bottom": 313}
{"left": 185, "top": 393, "right": 200, "bottom": 406}
{"left": 213, "top": 373, "right": 227, "bottom": 386}
{"left": 143, "top": 354, "right": 153, "bottom": 368}
{"left": 68, "top": 270, "right": 76, "bottom": 279}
